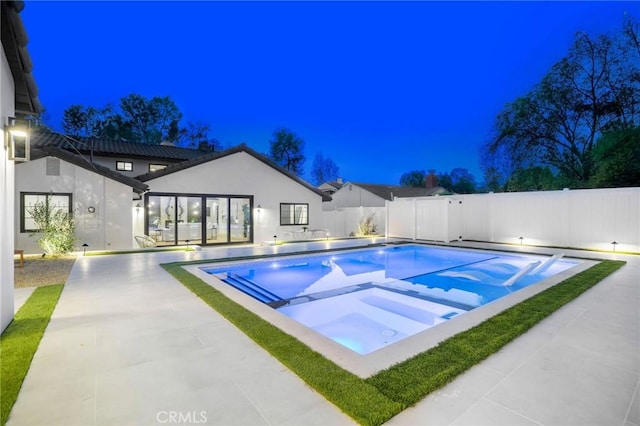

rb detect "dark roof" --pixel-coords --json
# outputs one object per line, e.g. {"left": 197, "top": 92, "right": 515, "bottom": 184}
{"left": 347, "top": 182, "right": 448, "bottom": 200}
{"left": 31, "top": 131, "right": 208, "bottom": 161}
{"left": 137, "top": 144, "right": 332, "bottom": 202}
{"left": 1, "top": 1, "right": 42, "bottom": 114}
{"left": 29, "top": 145, "right": 149, "bottom": 194}
{"left": 319, "top": 181, "right": 344, "bottom": 191}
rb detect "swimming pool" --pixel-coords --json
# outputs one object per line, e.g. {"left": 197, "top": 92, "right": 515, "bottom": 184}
{"left": 201, "top": 244, "right": 579, "bottom": 354}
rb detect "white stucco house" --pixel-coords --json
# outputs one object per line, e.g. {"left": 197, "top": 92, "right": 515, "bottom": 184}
{"left": 322, "top": 181, "right": 449, "bottom": 210}
{"left": 15, "top": 144, "right": 149, "bottom": 253}
{"left": 2, "top": 0, "right": 42, "bottom": 332}
{"left": 17, "top": 131, "right": 331, "bottom": 253}
{"left": 134, "top": 144, "right": 331, "bottom": 246}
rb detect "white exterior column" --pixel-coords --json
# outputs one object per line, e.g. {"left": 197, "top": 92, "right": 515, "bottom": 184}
{"left": 1, "top": 44, "right": 16, "bottom": 332}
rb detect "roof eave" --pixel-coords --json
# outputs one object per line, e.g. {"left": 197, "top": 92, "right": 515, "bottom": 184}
{"left": 1, "top": 1, "right": 42, "bottom": 115}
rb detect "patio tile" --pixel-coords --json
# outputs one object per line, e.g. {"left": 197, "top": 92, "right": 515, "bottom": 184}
{"left": 7, "top": 376, "right": 95, "bottom": 426}
{"left": 191, "top": 320, "right": 259, "bottom": 351}
{"left": 280, "top": 401, "right": 355, "bottom": 425}
{"left": 387, "top": 364, "right": 506, "bottom": 425}
{"left": 13, "top": 287, "right": 35, "bottom": 313}
{"left": 552, "top": 309, "right": 639, "bottom": 374}
{"left": 233, "top": 365, "right": 343, "bottom": 425}
{"left": 485, "top": 340, "right": 638, "bottom": 426}
{"left": 627, "top": 382, "right": 640, "bottom": 426}
{"left": 477, "top": 328, "right": 555, "bottom": 376}
{"left": 450, "top": 398, "right": 541, "bottom": 426}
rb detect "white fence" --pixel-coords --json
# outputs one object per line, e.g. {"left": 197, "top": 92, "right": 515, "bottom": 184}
{"left": 383, "top": 187, "right": 640, "bottom": 253}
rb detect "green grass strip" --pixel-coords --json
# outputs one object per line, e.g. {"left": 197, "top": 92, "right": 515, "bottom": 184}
{"left": 0, "top": 285, "right": 64, "bottom": 425}
{"left": 163, "top": 259, "right": 624, "bottom": 425}
{"left": 162, "top": 264, "right": 404, "bottom": 425}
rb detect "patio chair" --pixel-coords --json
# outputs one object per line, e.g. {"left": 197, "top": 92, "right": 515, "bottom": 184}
{"left": 135, "top": 235, "right": 157, "bottom": 248}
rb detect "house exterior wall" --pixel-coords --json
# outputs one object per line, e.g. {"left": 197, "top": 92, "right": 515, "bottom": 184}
{"left": 322, "top": 183, "right": 386, "bottom": 210}
{"left": 15, "top": 157, "right": 135, "bottom": 253}
{"left": 1, "top": 38, "right": 16, "bottom": 332}
{"left": 145, "top": 151, "right": 325, "bottom": 244}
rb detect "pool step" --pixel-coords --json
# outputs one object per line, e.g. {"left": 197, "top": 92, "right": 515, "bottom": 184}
{"left": 225, "top": 274, "right": 282, "bottom": 304}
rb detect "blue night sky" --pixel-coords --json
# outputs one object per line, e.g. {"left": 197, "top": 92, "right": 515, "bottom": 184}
{"left": 21, "top": 1, "right": 636, "bottom": 185}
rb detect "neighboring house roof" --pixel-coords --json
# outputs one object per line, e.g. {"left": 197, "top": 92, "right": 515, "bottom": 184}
{"left": 318, "top": 180, "right": 344, "bottom": 194}
{"left": 347, "top": 182, "right": 449, "bottom": 201}
{"left": 31, "top": 131, "right": 209, "bottom": 162}
{"left": 137, "top": 144, "right": 333, "bottom": 202}
{"left": 29, "top": 145, "right": 149, "bottom": 194}
{"left": 1, "top": 1, "right": 42, "bottom": 115}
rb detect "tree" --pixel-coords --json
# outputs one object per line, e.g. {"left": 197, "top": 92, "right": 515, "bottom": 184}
{"left": 60, "top": 93, "right": 200, "bottom": 145}
{"left": 269, "top": 128, "right": 305, "bottom": 176}
{"left": 399, "top": 170, "right": 426, "bottom": 187}
{"left": 62, "top": 104, "right": 114, "bottom": 137}
{"left": 437, "top": 172, "right": 452, "bottom": 192}
{"left": 590, "top": 126, "right": 640, "bottom": 187}
{"left": 505, "top": 167, "right": 558, "bottom": 192}
{"left": 449, "top": 168, "right": 477, "bottom": 194}
{"left": 483, "top": 19, "right": 640, "bottom": 186}
{"left": 310, "top": 152, "right": 340, "bottom": 186}
{"left": 119, "top": 94, "right": 182, "bottom": 144}
{"left": 434, "top": 168, "right": 477, "bottom": 193}
{"left": 178, "top": 121, "right": 223, "bottom": 151}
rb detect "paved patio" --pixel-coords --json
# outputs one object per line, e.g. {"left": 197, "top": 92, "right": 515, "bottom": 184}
{"left": 7, "top": 240, "right": 639, "bottom": 426}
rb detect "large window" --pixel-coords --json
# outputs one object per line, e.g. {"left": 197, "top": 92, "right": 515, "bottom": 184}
{"left": 116, "top": 161, "right": 133, "bottom": 171}
{"left": 20, "top": 192, "right": 72, "bottom": 233}
{"left": 280, "top": 203, "right": 308, "bottom": 225}
{"left": 149, "top": 163, "right": 167, "bottom": 172}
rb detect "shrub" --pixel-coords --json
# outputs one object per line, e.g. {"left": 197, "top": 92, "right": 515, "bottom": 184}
{"left": 357, "top": 212, "right": 378, "bottom": 236}
{"left": 28, "top": 197, "right": 77, "bottom": 257}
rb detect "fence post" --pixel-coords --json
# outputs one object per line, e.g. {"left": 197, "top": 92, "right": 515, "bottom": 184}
{"left": 385, "top": 200, "right": 389, "bottom": 240}
{"left": 413, "top": 198, "right": 417, "bottom": 241}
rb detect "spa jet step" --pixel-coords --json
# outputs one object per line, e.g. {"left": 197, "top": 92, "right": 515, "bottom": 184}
{"left": 225, "top": 274, "right": 282, "bottom": 305}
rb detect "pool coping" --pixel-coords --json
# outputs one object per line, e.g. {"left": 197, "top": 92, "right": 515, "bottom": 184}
{"left": 183, "top": 243, "right": 598, "bottom": 378}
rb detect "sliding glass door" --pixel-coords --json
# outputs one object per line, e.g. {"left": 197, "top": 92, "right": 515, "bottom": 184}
{"left": 145, "top": 193, "right": 252, "bottom": 246}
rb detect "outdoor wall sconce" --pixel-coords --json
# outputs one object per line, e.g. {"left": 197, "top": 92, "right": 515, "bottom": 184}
{"left": 6, "top": 116, "right": 30, "bottom": 161}
{"left": 135, "top": 203, "right": 141, "bottom": 214}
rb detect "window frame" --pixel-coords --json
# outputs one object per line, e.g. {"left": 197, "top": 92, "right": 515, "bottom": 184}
{"left": 279, "top": 203, "right": 309, "bottom": 226}
{"left": 20, "top": 192, "right": 73, "bottom": 233}
{"left": 116, "top": 161, "right": 133, "bottom": 171}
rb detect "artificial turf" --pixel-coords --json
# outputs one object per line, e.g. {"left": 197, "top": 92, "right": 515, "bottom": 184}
{"left": 0, "top": 284, "right": 64, "bottom": 425}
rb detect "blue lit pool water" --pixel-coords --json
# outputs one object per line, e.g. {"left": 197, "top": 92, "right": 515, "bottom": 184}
{"left": 202, "top": 245, "right": 578, "bottom": 354}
